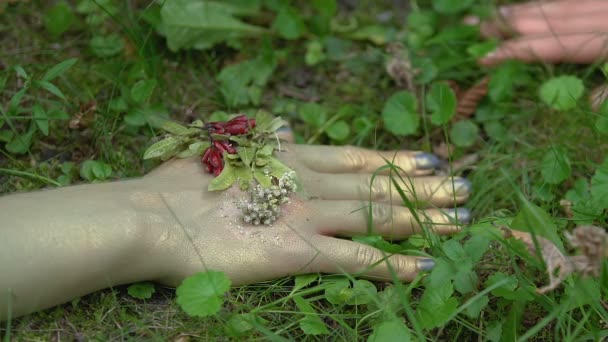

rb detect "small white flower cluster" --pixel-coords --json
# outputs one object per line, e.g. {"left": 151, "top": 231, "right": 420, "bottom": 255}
{"left": 238, "top": 172, "right": 297, "bottom": 226}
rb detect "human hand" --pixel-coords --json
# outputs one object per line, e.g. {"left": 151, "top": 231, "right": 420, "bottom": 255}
{"left": 469, "top": 0, "right": 608, "bottom": 66}
{"left": 140, "top": 143, "right": 471, "bottom": 287}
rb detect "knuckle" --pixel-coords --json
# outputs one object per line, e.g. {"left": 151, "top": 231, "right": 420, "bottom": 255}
{"left": 371, "top": 204, "right": 392, "bottom": 229}
{"left": 369, "top": 177, "right": 388, "bottom": 201}
{"left": 355, "top": 244, "right": 379, "bottom": 268}
{"left": 343, "top": 146, "right": 366, "bottom": 171}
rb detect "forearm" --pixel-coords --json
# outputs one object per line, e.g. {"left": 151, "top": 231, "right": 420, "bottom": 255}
{"left": 0, "top": 179, "right": 163, "bottom": 320}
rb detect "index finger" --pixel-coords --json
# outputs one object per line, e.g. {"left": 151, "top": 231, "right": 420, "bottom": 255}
{"left": 479, "top": 32, "right": 608, "bottom": 66}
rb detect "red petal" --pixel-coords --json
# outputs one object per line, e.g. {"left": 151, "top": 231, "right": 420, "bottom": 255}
{"left": 228, "top": 115, "right": 248, "bottom": 124}
{"left": 248, "top": 118, "right": 256, "bottom": 128}
{"left": 202, "top": 147, "right": 212, "bottom": 162}
{"left": 222, "top": 141, "right": 237, "bottom": 154}
{"left": 225, "top": 122, "right": 248, "bottom": 135}
{"left": 213, "top": 140, "right": 227, "bottom": 153}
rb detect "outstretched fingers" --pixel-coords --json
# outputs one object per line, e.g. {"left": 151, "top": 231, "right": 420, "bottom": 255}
{"left": 292, "top": 144, "right": 441, "bottom": 176}
{"left": 480, "top": 32, "right": 608, "bottom": 66}
{"left": 307, "top": 173, "right": 471, "bottom": 207}
{"left": 307, "top": 200, "right": 470, "bottom": 239}
{"left": 304, "top": 236, "right": 435, "bottom": 282}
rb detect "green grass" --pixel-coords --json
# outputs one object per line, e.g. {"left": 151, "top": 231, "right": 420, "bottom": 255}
{"left": 2, "top": 0, "right": 607, "bottom": 340}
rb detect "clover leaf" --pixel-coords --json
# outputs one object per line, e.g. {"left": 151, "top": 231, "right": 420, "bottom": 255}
{"left": 539, "top": 75, "right": 584, "bottom": 110}
{"left": 382, "top": 90, "right": 419, "bottom": 136}
{"left": 175, "top": 270, "right": 231, "bottom": 317}
{"left": 127, "top": 282, "right": 156, "bottom": 299}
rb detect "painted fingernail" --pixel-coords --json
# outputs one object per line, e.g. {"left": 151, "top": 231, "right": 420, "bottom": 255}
{"left": 415, "top": 152, "right": 440, "bottom": 169}
{"left": 451, "top": 178, "right": 472, "bottom": 196}
{"left": 445, "top": 208, "right": 472, "bottom": 224}
{"left": 417, "top": 258, "right": 435, "bottom": 271}
{"left": 463, "top": 16, "right": 480, "bottom": 25}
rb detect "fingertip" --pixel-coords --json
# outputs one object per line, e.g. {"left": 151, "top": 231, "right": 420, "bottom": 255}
{"left": 416, "top": 258, "right": 435, "bottom": 272}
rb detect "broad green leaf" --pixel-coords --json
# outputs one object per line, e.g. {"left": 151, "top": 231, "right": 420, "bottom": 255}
{"left": 312, "top": 0, "right": 337, "bottom": 17}
{"left": 8, "top": 88, "right": 28, "bottom": 115}
{"left": 44, "top": 1, "right": 75, "bottom": 36}
{"left": 324, "top": 277, "right": 351, "bottom": 304}
{"left": 92, "top": 161, "right": 112, "bottom": 180}
{"left": 484, "top": 272, "right": 533, "bottom": 301}
{"left": 42, "top": 58, "right": 77, "bottom": 82}
{"left": 272, "top": 6, "right": 305, "bottom": 40}
{"left": 293, "top": 295, "right": 329, "bottom": 335}
{"left": 261, "top": 117, "right": 287, "bottom": 133}
{"left": 467, "top": 40, "right": 498, "bottom": 58}
{"left": 417, "top": 282, "right": 458, "bottom": 329}
{"left": 33, "top": 104, "right": 49, "bottom": 136}
{"left": 346, "top": 280, "right": 377, "bottom": 305}
{"left": 253, "top": 169, "right": 272, "bottom": 187}
{"left": 225, "top": 313, "right": 260, "bottom": 338}
{"left": 131, "top": 79, "right": 157, "bottom": 104}
{"left": 432, "top": 0, "right": 474, "bottom": 13}
{"left": 489, "top": 61, "right": 530, "bottom": 102}
{"left": 89, "top": 34, "right": 124, "bottom": 58}
{"left": 6, "top": 129, "right": 34, "bottom": 155}
{"left": 176, "top": 270, "right": 231, "bottom": 317}
{"left": 450, "top": 120, "right": 479, "bottom": 147}
{"left": 143, "top": 136, "right": 183, "bottom": 160}
{"left": 463, "top": 235, "right": 490, "bottom": 263}
{"left": 442, "top": 240, "right": 467, "bottom": 262}
{"left": 382, "top": 90, "right": 419, "bottom": 136}
{"left": 208, "top": 160, "right": 238, "bottom": 191}
{"left": 124, "top": 109, "right": 148, "bottom": 127}
{"left": 454, "top": 269, "right": 477, "bottom": 295}
{"left": 233, "top": 165, "right": 254, "bottom": 189}
{"left": 539, "top": 75, "right": 584, "bottom": 110}
{"left": 80, "top": 160, "right": 109, "bottom": 181}
{"left": 161, "top": 121, "right": 191, "bottom": 135}
{"left": 0, "top": 130, "right": 14, "bottom": 143}
{"left": 266, "top": 156, "right": 293, "bottom": 178}
{"left": 511, "top": 196, "right": 564, "bottom": 252}
{"left": 484, "top": 121, "right": 509, "bottom": 141}
{"left": 349, "top": 25, "right": 389, "bottom": 45}
{"left": 160, "top": 0, "right": 264, "bottom": 51}
{"left": 127, "top": 282, "right": 156, "bottom": 299}
{"left": 217, "top": 53, "right": 276, "bottom": 107}
{"left": 326, "top": 120, "right": 350, "bottom": 141}
{"left": 35, "top": 80, "right": 66, "bottom": 100}
{"left": 293, "top": 274, "right": 319, "bottom": 293}
{"left": 237, "top": 147, "right": 256, "bottom": 167}
{"left": 353, "top": 116, "right": 374, "bottom": 134}
{"left": 299, "top": 103, "right": 327, "bottom": 128}
{"left": 14, "top": 65, "right": 28, "bottom": 79}
{"left": 305, "top": 39, "right": 326, "bottom": 66}
{"left": 427, "top": 82, "right": 457, "bottom": 125}
{"left": 256, "top": 144, "right": 275, "bottom": 157}
{"left": 540, "top": 147, "right": 571, "bottom": 184}
{"left": 177, "top": 141, "right": 210, "bottom": 158}
{"left": 590, "top": 157, "right": 608, "bottom": 208}
{"left": 368, "top": 319, "right": 411, "bottom": 342}
{"left": 464, "top": 294, "right": 489, "bottom": 319}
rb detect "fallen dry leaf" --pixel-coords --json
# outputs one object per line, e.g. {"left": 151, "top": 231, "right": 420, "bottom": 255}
{"left": 590, "top": 83, "right": 608, "bottom": 112}
{"left": 385, "top": 42, "right": 415, "bottom": 90}
{"left": 447, "top": 77, "right": 490, "bottom": 119}
{"left": 502, "top": 225, "right": 607, "bottom": 294}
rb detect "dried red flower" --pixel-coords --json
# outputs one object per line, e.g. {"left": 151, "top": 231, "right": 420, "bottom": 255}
{"left": 201, "top": 114, "right": 256, "bottom": 176}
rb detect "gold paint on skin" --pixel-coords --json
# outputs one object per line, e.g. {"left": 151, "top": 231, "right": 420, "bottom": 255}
{"left": 1, "top": 143, "right": 470, "bottom": 320}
